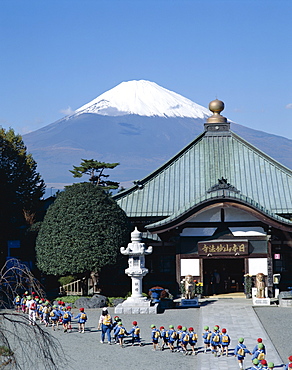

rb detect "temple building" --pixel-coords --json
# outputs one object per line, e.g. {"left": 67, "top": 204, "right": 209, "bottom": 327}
{"left": 113, "top": 100, "right": 292, "bottom": 295}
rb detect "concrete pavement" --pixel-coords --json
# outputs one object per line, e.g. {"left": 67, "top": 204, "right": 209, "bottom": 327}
{"left": 44, "top": 297, "right": 285, "bottom": 370}
{"left": 197, "top": 298, "right": 283, "bottom": 369}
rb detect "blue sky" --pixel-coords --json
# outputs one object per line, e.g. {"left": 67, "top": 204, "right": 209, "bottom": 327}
{"left": 0, "top": 0, "right": 291, "bottom": 139}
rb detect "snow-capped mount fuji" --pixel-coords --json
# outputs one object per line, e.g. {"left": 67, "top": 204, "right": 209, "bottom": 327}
{"left": 72, "top": 80, "right": 211, "bottom": 119}
{"left": 23, "top": 80, "right": 292, "bottom": 190}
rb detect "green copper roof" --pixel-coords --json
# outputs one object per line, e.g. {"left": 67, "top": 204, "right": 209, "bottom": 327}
{"left": 146, "top": 190, "right": 292, "bottom": 230}
{"left": 114, "top": 128, "right": 292, "bottom": 221}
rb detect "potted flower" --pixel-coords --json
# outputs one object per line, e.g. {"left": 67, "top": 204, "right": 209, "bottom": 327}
{"left": 180, "top": 279, "right": 186, "bottom": 297}
{"left": 149, "top": 286, "right": 164, "bottom": 303}
{"left": 195, "top": 282, "right": 204, "bottom": 298}
{"left": 244, "top": 274, "right": 253, "bottom": 298}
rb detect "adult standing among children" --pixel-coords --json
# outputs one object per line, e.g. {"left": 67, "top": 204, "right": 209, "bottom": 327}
{"left": 98, "top": 308, "right": 112, "bottom": 344}
{"left": 26, "top": 295, "right": 37, "bottom": 326}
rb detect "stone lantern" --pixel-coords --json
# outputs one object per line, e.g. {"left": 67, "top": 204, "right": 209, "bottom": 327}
{"left": 115, "top": 227, "right": 157, "bottom": 314}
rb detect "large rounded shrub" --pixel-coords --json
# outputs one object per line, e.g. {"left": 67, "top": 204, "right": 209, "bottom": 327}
{"left": 36, "top": 182, "right": 129, "bottom": 275}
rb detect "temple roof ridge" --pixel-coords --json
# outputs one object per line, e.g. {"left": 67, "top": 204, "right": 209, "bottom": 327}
{"left": 114, "top": 121, "right": 292, "bottom": 221}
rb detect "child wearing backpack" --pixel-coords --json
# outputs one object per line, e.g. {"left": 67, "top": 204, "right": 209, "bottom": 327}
{"left": 114, "top": 322, "right": 127, "bottom": 347}
{"left": 21, "top": 295, "right": 27, "bottom": 313}
{"left": 112, "top": 316, "right": 122, "bottom": 333}
{"left": 50, "top": 305, "right": 61, "bottom": 331}
{"left": 13, "top": 295, "right": 21, "bottom": 312}
{"left": 202, "top": 325, "right": 212, "bottom": 354}
{"left": 160, "top": 326, "right": 169, "bottom": 351}
{"left": 66, "top": 306, "right": 73, "bottom": 332}
{"left": 188, "top": 327, "right": 198, "bottom": 355}
{"left": 62, "top": 307, "right": 72, "bottom": 333}
{"left": 251, "top": 358, "right": 262, "bottom": 370}
{"left": 220, "top": 328, "right": 230, "bottom": 356}
{"left": 127, "top": 321, "right": 142, "bottom": 346}
{"left": 113, "top": 316, "right": 122, "bottom": 343}
{"left": 285, "top": 356, "right": 292, "bottom": 370}
{"left": 252, "top": 338, "right": 266, "bottom": 355}
{"left": 176, "top": 325, "right": 183, "bottom": 352}
{"left": 42, "top": 302, "right": 50, "bottom": 327}
{"left": 151, "top": 324, "right": 160, "bottom": 351}
{"left": 180, "top": 327, "right": 190, "bottom": 355}
{"left": 74, "top": 307, "right": 87, "bottom": 333}
{"left": 167, "top": 325, "right": 177, "bottom": 352}
{"left": 210, "top": 326, "right": 221, "bottom": 357}
{"left": 252, "top": 343, "right": 266, "bottom": 361}
{"left": 234, "top": 337, "right": 252, "bottom": 369}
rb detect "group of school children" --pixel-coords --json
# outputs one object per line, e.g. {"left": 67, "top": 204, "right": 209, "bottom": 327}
{"left": 13, "top": 294, "right": 291, "bottom": 369}
{"left": 13, "top": 292, "right": 88, "bottom": 333}
{"left": 98, "top": 308, "right": 143, "bottom": 347}
{"left": 202, "top": 325, "right": 276, "bottom": 370}
{"left": 150, "top": 324, "right": 198, "bottom": 355}
{"left": 149, "top": 323, "right": 278, "bottom": 369}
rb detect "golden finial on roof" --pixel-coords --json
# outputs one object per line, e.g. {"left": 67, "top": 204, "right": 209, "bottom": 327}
{"left": 207, "top": 99, "right": 227, "bottom": 123}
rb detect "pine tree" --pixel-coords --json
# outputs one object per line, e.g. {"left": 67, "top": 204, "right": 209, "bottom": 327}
{"left": 69, "top": 159, "right": 120, "bottom": 189}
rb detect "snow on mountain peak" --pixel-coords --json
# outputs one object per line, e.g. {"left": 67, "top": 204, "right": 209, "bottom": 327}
{"left": 73, "top": 80, "right": 211, "bottom": 119}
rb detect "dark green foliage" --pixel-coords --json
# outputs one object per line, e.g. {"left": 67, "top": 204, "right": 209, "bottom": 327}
{"left": 58, "top": 275, "right": 77, "bottom": 286}
{"left": 36, "top": 182, "right": 129, "bottom": 275}
{"left": 0, "top": 128, "right": 45, "bottom": 250}
{"left": 69, "top": 159, "right": 120, "bottom": 189}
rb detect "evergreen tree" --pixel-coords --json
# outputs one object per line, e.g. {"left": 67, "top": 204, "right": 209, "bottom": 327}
{"left": 35, "top": 182, "right": 129, "bottom": 276}
{"left": 69, "top": 159, "right": 120, "bottom": 189}
{"left": 0, "top": 128, "right": 45, "bottom": 254}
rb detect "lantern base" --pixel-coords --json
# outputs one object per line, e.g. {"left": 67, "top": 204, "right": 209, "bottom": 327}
{"left": 114, "top": 297, "right": 158, "bottom": 314}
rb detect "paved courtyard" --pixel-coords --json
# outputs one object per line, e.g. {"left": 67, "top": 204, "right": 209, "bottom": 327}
{"left": 39, "top": 298, "right": 287, "bottom": 370}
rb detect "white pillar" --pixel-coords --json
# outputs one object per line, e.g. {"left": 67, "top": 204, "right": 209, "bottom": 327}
{"left": 131, "top": 276, "right": 143, "bottom": 298}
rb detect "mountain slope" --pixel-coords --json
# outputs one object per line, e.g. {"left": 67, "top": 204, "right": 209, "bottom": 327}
{"left": 23, "top": 80, "right": 292, "bottom": 188}
{"left": 72, "top": 80, "right": 211, "bottom": 119}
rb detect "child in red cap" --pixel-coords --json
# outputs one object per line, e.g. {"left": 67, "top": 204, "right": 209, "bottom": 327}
{"left": 127, "top": 321, "right": 142, "bottom": 346}
{"left": 285, "top": 356, "right": 292, "bottom": 369}
{"left": 74, "top": 308, "right": 87, "bottom": 333}
{"left": 252, "top": 338, "right": 266, "bottom": 355}
{"left": 159, "top": 326, "right": 168, "bottom": 350}
{"left": 220, "top": 328, "right": 230, "bottom": 356}
{"left": 176, "top": 325, "right": 183, "bottom": 352}
{"left": 188, "top": 327, "right": 198, "bottom": 355}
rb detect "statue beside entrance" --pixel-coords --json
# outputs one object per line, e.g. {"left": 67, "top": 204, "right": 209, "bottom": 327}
{"left": 256, "top": 273, "right": 266, "bottom": 298}
{"left": 183, "top": 274, "right": 195, "bottom": 299}
{"left": 180, "top": 274, "right": 199, "bottom": 307}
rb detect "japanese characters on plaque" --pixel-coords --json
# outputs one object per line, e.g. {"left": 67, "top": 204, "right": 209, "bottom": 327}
{"left": 198, "top": 240, "right": 248, "bottom": 256}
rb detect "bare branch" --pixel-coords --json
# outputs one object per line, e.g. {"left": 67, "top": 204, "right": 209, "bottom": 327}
{"left": 0, "top": 259, "right": 69, "bottom": 369}
{"left": 0, "top": 312, "right": 67, "bottom": 369}
{"left": 0, "top": 259, "right": 45, "bottom": 309}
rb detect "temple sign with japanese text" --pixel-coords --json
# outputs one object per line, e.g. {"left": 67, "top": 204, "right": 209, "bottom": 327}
{"left": 198, "top": 240, "right": 248, "bottom": 256}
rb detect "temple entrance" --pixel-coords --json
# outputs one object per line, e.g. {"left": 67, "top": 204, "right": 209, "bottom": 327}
{"left": 203, "top": 258, "right": 245, "bottom": 295}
